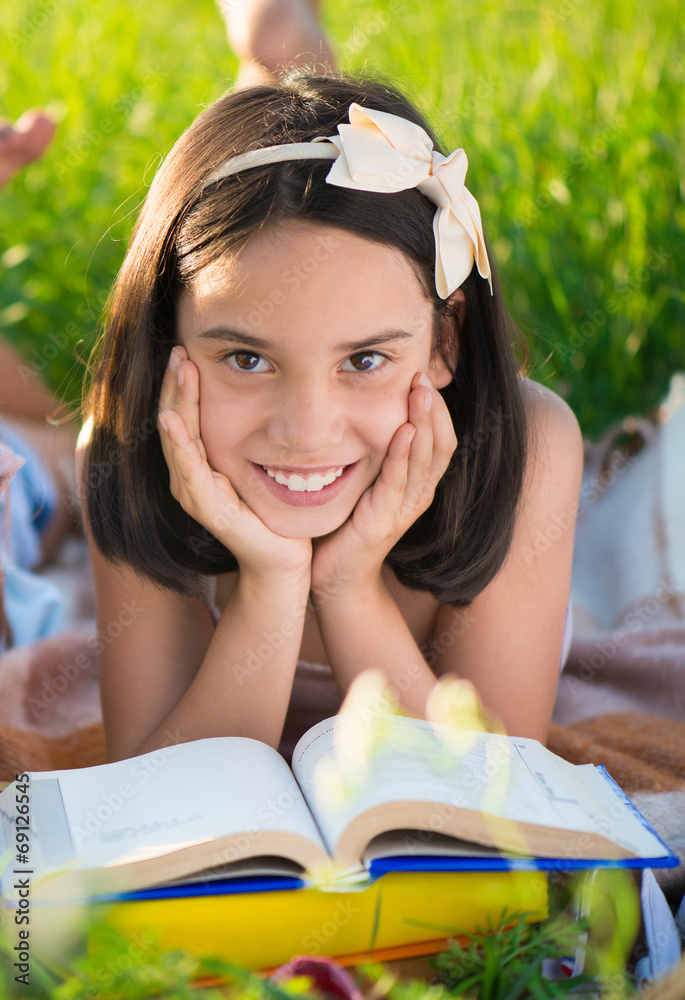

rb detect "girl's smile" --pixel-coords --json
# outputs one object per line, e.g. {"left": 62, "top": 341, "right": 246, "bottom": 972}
{"left": 175, "top": 221, "right": 454, "bottom": 537}
{"left": 251, "top": 459, "right": 361, "bottom": 507}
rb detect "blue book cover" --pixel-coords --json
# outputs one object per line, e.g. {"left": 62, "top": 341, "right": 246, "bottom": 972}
{"left": 95, "top": 765, "right": 678, "bottom": 905}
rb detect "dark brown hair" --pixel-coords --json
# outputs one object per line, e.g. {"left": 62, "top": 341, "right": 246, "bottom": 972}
{"left": 82, "top": 69, "right": 528, "bottom": 607}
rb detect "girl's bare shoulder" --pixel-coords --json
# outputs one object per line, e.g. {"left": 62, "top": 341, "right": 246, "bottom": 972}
{"left": 520, "top": 377, "right": 583, "bottom": 449}
{"left": 518, "top": 377, "right": 583, "bottom": 496}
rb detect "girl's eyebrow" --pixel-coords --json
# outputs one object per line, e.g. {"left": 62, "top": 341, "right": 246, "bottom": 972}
{"left": 196, "top": 326, "right": 414, "bottom": 353}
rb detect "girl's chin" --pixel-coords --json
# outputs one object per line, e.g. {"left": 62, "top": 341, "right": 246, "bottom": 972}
{"left": 257, "top": 508, "right": 351, "bottom": 539}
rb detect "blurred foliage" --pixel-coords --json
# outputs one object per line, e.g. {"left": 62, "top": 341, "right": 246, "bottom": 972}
{"left": 0, "top": 0, "right": 683, "bottom": 437}
{"left": 0, "top": 884, "right": 636, "bottom": 999}
{"left": 429, "top": 909, "right": 594, "bottom": 998}
{"left": 0, "top": 910, "right": 321, "bottom": 999}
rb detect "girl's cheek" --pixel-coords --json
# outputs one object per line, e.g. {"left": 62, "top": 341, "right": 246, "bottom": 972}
{"left": 361, "top": 402, "right": 409, "bottom": 485}
{"left": 369, "top": 387, "right": 410, "bottom": 439}
{"left": 199, "top": 398, "right": 244, "bottom": 458}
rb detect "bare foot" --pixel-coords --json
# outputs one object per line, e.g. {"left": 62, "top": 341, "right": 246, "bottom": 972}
{"left": 219, "top": 0, "right": 336, "bottom": 87}
{"left": 0, "top": 109, "right": 56, "bottom": 190}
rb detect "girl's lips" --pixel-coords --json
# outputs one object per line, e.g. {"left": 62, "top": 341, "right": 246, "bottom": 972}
{"left": 251, "top": 461, "right": 359, "bottom": 507}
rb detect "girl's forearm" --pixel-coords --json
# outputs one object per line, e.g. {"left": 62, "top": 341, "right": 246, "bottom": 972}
{"left": 136, "top": 572, "right": 310, "bottom": 756}
{"left": 314, "top": 576, "right": 438, "bottom": 716}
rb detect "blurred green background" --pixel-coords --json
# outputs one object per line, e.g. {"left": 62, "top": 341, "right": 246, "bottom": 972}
{"left": 1, "top": 0, "right": 683, "bottom": 439}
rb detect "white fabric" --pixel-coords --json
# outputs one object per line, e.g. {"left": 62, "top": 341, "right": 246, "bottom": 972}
{"left": 0, "top": 427, "right": 67, "bottom": 651}
{"left": 0, "top": 562, "right": 66, "bottom": 652}
{"left": 634, "top": 869, "right": 682, "bottom": 985}
{"left": 206, "top": 102, "right": 492, "bottom": 299}
{"left": 571, "top": 373, "right": 685, "bottom": 629}
{"left": 205, "top": 142, "right": 338, "bottom": 180}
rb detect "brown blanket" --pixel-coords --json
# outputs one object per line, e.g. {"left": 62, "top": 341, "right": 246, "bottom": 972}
{"left": 548, "top": 714, "right": 685, "bottom": 794}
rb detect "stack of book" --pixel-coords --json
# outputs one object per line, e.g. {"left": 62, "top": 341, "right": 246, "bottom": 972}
{"left": 0, "top": 714, "right": 677, "bottom": 969}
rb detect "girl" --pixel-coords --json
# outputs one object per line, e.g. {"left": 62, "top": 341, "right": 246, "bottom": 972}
{"left": 79, "top": 70, "right": 583, "bottom": 764}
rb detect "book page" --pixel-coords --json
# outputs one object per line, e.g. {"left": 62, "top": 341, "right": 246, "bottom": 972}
{"left": 362, "top": 829, "right": 505, "bottom": 863}
{"left": 20, "top": 737, "right": 328, "bottom": 876}
{"left": 160, "top": 856, "right": 306, "bottom": 886}
{"left": 291, "top": 715, "right": 667, "bottom": 861}
{"left": 573, "top": 765, "right": 672, "bottom": 858}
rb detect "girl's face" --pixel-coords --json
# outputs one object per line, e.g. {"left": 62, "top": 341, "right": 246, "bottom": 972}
{"left": 175, "top": 222, "right": 456, "bottom": 538}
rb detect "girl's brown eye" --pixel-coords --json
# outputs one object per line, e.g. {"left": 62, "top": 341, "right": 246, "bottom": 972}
{"left": 342, "top": 351, "right": 390, "bottom": 376}
{"left": 350, "top": 353, "right": 375, "bottom": 370}
{"left": 223, "top": 351, "right": 268, "bottom": 373}
{"left": 234, "top": 352, "right": 259, "bottom": 370}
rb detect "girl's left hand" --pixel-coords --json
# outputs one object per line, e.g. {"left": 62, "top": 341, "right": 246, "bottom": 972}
{"left": 310, "top": 371, "right": 458, "bottom": 599}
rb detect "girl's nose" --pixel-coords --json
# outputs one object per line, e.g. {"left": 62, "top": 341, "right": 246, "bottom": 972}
{"left": 265, "top": 378, "right": 345, "bottom": 453}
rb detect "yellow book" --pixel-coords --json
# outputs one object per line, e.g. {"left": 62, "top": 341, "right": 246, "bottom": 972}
{"left": 93, "top": 869, "right": 549, "bottom": 970}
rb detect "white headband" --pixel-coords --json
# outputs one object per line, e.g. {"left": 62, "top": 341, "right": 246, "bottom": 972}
{"left": 203, "top": 102, "right": 492, "bottom": 300}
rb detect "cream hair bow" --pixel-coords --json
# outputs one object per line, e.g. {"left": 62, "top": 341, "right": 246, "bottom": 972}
{"left": 206, "top": 102, "right": 492, "bottom": 299}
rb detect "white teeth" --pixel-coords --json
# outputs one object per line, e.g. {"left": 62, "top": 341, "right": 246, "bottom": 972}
{"left": 263, "top": 466, "right": 345, "bottom": 492}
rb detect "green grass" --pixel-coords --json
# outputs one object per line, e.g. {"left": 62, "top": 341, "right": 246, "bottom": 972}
{"left": 1, "top": 0, "right": 683, "bottom": 438}
{"left": 0, "top": 894, "right": 632, "bottom": 999}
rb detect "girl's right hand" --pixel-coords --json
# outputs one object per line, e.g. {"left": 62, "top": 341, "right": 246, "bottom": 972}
{"left": 157, "top": 346, "right": 313, "bottom": 585}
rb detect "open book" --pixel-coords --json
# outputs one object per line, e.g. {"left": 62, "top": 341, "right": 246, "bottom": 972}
{"left": 0, "top": 714, "right": 676, "bottom": 901}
